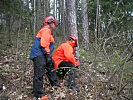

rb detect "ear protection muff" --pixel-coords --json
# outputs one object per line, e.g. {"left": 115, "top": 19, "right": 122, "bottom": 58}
{"left": 69, "top": 38, "right": 75, "bottom": 43}
{"left": 47, "top": 18, "right": 53, "bottom": 24}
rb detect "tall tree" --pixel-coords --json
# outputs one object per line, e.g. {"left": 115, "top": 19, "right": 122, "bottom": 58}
{"left": 60, "top": 0, "right": 66, "bottom": 37}
{"left": 81, "top": 0, "right": 89, "bottom": 49}
{"left": 95, "top": 0, "right": 100, "bottom": 41}
{"left": 45, "top": 0, "right": 50, "bottom": 17}
{"left": 66, "top": 0, "right": 79, "bottom": 59}
{"left": 36, "top": 0, "right": 43, "bottom": 30}
{"left": 66, "top": 0, "right": 77, "bottom": 36}
{"left": 33, "top": 0, "right": 36, "bottom": 36}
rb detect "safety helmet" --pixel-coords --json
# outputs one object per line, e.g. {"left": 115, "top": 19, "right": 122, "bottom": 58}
{"left": 69, "top": 36, "right": 78, "bottom": 47}
{"left": 44, "top": 16, "right": 58, "bottom": 26}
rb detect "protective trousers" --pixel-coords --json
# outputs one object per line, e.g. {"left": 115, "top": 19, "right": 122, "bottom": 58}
{"left": 58, "top": 61, "right": 76, "bottom": 89}
{"left": 33, "top": 55, "right": 46, "bottom": 98}
{"left": 46, "top": 61, "right": 59, "bottom": 86}
{"left": 33, "top": 55, "right": 59, "bottom": 98}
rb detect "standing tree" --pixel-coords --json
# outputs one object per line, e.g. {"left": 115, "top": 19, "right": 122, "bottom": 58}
{"left": 33, "top": 0, "right": 36, "bottom": 36}
{"left": 81, "top": 0, "right": 89, "bottom": 50}
{"left": 66, "top": 0, "right": 77, "bottom": 36}
{"left": 66, "top": 0, "right": 79, "bottom": 59}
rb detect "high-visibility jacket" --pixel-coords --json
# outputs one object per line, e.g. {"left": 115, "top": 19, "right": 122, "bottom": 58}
{"left": 30, "top": 25, "right": 54, "bottom": 60}
{"left": 52, "top": 41, "right": 78, "bottom": 68}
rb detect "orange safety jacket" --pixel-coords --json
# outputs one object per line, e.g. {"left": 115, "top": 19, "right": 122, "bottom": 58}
{"left": 36, "top": 26, "right": 54, "bottom": 54}
{"left": 30, "top": 25, "right": 54, "bottom": 60}
{"left": 52, "top": 41, "right": 78, "bottom": 68}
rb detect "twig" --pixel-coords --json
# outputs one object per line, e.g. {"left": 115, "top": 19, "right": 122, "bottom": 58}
{"left": 118, "top": 52, "right": 133, "bottom": 95}
{"left": 122, "top": 41, "right": 133, "bottom": 58}
{"left": 117, "top": 82, "right": 129, "bottom": 95}
{"left": 103, "top": 34, "right": 120, "bottom": 61}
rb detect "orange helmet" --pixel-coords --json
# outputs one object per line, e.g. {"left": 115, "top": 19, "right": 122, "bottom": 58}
{"left": 69, "top": 36, "right": 78, "bottom": 47}
{"left": 44, "top": 16, "right": 58, "bottom": 26}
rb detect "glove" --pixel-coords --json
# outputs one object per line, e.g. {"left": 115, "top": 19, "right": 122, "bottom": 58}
{"left": 46, "top": 54, "right": 52, "bottom": 65}
{"left": 75, "top": 61, "right": 80, "bottom": 67}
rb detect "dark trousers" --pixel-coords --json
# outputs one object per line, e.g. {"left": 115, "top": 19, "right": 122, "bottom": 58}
{"left": 33, "top": 55, "right": 46, "bottom": 98}
{"left": 46, "top": 61, "right": 59, "bottom": 86}
{"left": 58, "top": 61, "right": 76, "bottom": 88}
{"left": 33, "top": 55, "right": 58, "bottom": 98}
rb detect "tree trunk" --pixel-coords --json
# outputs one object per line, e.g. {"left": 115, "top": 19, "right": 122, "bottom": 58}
{"left": 94, "top": 0, "right": 100, "bottom": 59}
{"left": 81, "top": 0, "right": 89, "bottom": 50}
{"left": 60, "top": 0, "right": 66, "bottom": 38}
{"left": 26, "top": 0, "right": 29, "bottom": 9}
{"left": 66, "top": 0, "right": 79, "bottom": 59}
{"left": 42, "top": 0, "right": 46, "bottom": 18}
{"left": 58, "top": 0, "right": 61, "bottom": 22}
{"left": 53, "top": 0, "right": 56, "bottom": 17}
{"left": 6, "top": 14, "right": 12, "bottom": 46}
{"left": 33, "top": 0, "right": 36, "bottom": 36}
{"left": 66, "top": 0, "right": 77, "bottom": 35}
{"left": 45, "top": 0, "right": 50, "bottom": 17}
{"left": 36, "top": 0, "right": 44, "bottom": 30}
{"left": 95, "top": 0, "right": 100, "bottom": 40}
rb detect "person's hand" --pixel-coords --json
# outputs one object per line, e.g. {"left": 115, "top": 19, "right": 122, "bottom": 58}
{"left": 75, "top": 61, "right": 80, "bottom": 67}
{"left": 46, "top": 54, "right": 52, "bottom": 64}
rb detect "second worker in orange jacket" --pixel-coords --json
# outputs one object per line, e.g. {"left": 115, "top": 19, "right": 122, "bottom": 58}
{"left": 52, "top": 36, "right": 80, "bottom": 92}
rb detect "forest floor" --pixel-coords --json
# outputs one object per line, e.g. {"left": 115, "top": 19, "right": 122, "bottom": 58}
{"left": 0, "top": 48, "right": 132, "bottom": 100}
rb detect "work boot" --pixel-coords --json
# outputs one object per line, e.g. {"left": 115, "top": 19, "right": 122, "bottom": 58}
{"left": 37, "top": 96, "right": 48, "bottom": 100}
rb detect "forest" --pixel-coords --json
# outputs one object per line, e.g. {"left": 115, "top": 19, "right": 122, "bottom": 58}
{"left": 0, "top": 0, "right": 133, "bottom": 100}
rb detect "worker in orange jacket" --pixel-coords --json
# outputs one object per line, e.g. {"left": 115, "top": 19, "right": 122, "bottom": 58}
{"left": 30, "top": 16, "right": 58, "bottom": 100}
{"left": 52, "top": 36, "right": 80, "bottom": 92}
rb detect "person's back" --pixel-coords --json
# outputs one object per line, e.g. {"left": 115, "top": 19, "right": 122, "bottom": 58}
{"left": 52, "top": 40, "right": 80, "bottom": 68}
{"left": 52, "top": 42, "right": 67, "bottom": 60}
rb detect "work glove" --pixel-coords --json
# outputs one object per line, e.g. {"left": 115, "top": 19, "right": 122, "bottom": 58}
{"left": 46, "top": 54, "right": 52, "bottom": 65}
{"left": 75, "top": 61, "right": 80, "bottom": 68}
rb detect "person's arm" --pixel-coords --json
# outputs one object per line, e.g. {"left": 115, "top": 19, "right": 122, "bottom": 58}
{"left": 40, "top": 29, "right": 51, "bottom": 54}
